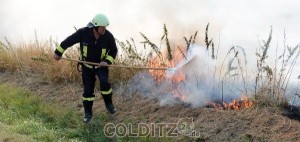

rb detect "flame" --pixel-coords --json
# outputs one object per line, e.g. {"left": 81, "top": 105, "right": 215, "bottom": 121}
{"left": 206, "top": 96, "right": 253, "bottom": 110}
{"left": 146, "top": 46, "right": 253, "bottom": 110}
{"left": 147, "top": 59, "right": 168, "bottom": 82}
{"left": 172, "top": 88, "right": 188, "bottom": 101}
{"left": 147, "top": 46, "right": 188, "bottom": 104}
{"left": 147, "top": 46, "right": 186, "bottom": 83}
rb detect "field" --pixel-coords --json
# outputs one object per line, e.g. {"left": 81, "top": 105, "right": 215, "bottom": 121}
{"left": 0, "top": 25, "right": 300, "bottom": 141}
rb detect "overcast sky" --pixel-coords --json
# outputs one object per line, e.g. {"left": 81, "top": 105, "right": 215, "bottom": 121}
{"left": 1, "top": 0, "right": 300, "bottom": 80}
{"left": 0, "top": 0, "right": 299, "bottom": 44}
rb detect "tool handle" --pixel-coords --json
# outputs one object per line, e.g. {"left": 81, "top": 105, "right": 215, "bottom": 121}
{"left": 60, "top": 57, "right": 172, "bottom": 70}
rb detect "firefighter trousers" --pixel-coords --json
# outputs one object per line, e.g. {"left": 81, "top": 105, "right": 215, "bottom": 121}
{"left": 81, "top": 65, "right": 113, "bottom": 114}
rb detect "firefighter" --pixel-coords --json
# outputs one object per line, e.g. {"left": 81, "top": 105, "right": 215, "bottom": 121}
{"left": 53, "top": 13, "right": 118, "bottom": 123}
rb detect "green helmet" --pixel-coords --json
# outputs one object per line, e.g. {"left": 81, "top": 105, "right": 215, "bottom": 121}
{"left": 87, "top": 14, "right": 109, "bottom": 28}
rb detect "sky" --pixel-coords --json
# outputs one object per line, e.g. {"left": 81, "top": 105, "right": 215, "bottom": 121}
{"left": 1, "top": 0, "right": 299, "bottom": 44}
{"left": 0, "top": 0, "right": 299, "bottom": 81}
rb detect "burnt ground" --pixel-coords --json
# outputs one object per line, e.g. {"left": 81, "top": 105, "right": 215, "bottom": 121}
{"left": 1, "top": 71, "right": 300, "bottom": 142}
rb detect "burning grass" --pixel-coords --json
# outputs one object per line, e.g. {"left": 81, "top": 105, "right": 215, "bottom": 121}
{"left": 0, "top": 24, "right": 300, "bottom": 141}
{"left": 1, "top": 74, "right": 300, "bottom": 141}
{"left": 206, "top": 96, "right": 253, "bottom": 110}
{"left": 1, "top": 24, "right": 299, "bottom": 110}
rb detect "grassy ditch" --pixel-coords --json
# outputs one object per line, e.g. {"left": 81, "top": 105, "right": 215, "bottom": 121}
{"left": 0, "top": 83, "right": 112, "bottom": 142}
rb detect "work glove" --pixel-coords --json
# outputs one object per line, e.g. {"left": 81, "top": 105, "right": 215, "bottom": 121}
{"left": 99, "top": 61, "right": 108, "bottom": 67}
{"left": 53, "top": 53, "right": 61, "bottom": 61}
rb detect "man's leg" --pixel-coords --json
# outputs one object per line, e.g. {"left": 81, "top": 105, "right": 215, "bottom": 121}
{"left": 96, "top": 68, "right": 116, "bottom": 114}
{"left": 82, "top": 66, "right": 96, "bottom": 123}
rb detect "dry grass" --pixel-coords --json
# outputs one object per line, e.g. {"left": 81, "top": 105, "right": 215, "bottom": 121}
{"left": 1, "top": 72, "right": 300, "bottom": 141}
{"left": 1, "top": 25, "right": 300, "bottom": 141}
{"left": 0, "top": 123, "right": 35, "bottom": 142}
{"left": 0, "top": 40, "right": 80, "bottom": 83}
{"left": 0, "top": 38, "right": 145, "bottom": 84}
{"left": 254, "top": 27, "right": 300, "bottom": 106}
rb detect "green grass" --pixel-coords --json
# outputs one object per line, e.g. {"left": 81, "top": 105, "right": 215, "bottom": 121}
{"left": 0, "top": 83, "right": 174, "bottom": 142}
{"left": 0, "top": 83, "right": 111, "bottom": 142}
{"left": 0, "top": 122, "right": 35, "bottom": 142}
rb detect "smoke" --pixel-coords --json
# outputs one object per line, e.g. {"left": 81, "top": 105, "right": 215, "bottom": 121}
{"left": 114, "top": 45, "right": 246, "bottom": 107}
{"left": 3, "top": 0, "right": 300, "bottom": 47}
{"left": 1, "top": 0, "right": 299, "bottom": 106}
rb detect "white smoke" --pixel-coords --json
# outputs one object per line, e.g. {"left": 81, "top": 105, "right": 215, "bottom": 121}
{"left": 113, "top": 42, "right": 300, "bottom": 107}
{"left": 115, "top": 45, "right": 246, "bottom": 107}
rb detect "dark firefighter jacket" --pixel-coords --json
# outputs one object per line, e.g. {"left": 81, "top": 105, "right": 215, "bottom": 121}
{"left": 54, "top": 27, "right": 118, "bottom": 67}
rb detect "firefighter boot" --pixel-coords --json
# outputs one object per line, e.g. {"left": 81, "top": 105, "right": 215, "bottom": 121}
{"left": 83, "top": 101, "right": 93, "bottom": 123}
{"left": 102, "top": 94, "right": 116, "bottom": 114}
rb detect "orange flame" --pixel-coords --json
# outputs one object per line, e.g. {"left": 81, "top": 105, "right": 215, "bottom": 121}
{"left": 172, "top": 89, "right": 188, "bottom": 102}
{"left": 147, "top": 46, "right": 253, "bottom": 110}
{"left": 147, "top": 46, "right": 186, "bottom": 83}
{"left": 206, "top": 96, "right": 253, "bottom": 110}
{"left": 147, "top": 46, "right": 187, "bottom": 104}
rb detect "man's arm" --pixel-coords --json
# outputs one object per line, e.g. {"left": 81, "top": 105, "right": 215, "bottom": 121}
{"left": 103, "top": 35, "right": 118, "bottom": 64}
{"left": 54, "top": 29, "right": 82, "bottom": 59}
